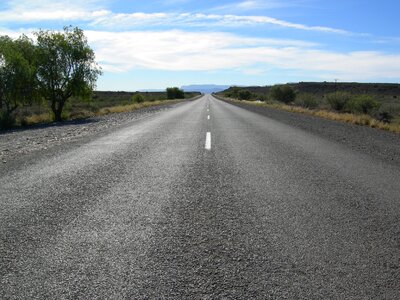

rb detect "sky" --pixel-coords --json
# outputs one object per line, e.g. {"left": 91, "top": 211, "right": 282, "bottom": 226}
{"left": 0, "top": 0, "right": 400, "bottom": 91}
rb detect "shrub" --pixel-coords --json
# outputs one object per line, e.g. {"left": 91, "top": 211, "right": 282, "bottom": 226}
{"left": 132, "top": 93, "right": 145, "bottom": 103}
{"left": 295, "top": 94, "right": 319, "bottom": 109}
{"left": 346, "top": 95, "right": 380, "bottom": 114}
{"left": 326, "top": 92, "right": 351, "bottom": 111}
{"left": 269, "top": 85, "right": 296, "bottom": 104}
{"left": 375, "top": 103, "right": 400, "bottom": 123}
{"left": 166, "top": 87, "right": 185, "bottom": 99}
{"left": 238, "top": 89, "right": 252, "bottom": 100}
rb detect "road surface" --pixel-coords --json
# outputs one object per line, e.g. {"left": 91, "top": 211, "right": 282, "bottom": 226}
{"left": 1, "top": 95, "right": 400, "bottom": 299}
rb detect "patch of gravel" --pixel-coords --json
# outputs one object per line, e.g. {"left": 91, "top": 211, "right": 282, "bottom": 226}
{"left": 0, "top": 104, "right": 178, "bottom": 163}
{"left": 227, "top": 100, "right": 400, "bottom": 167}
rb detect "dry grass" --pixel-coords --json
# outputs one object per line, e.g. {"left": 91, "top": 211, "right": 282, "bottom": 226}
{"left": 224, "top": 98, "right": 400, "bottom": 133}
{"left": 23, "top": 112, "right": 53, "bottom": 125}
{"left": 20, "top": 99, "right": 183, "bottom": 126}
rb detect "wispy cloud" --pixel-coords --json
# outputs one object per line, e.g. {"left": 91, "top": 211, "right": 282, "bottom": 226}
{"left": 89, "top": 12, "right": 350, "bottom": 34}
{"left": 85, "top": 30, "right": 317, "bottom": 71}
{"left": 213, "top": 0, "right": 295, "bottom": 12}
{"left": 0, "top": 0, "right": 108, "bottom": 22}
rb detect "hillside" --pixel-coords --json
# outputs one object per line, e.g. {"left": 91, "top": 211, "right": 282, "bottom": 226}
{"left": 181, "top": 85, "right": 230, "bottom": 94}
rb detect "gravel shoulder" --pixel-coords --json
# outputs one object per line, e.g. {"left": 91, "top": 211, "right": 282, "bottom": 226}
{"left": 225, "top": 100, "right": 400, "bottom": 167}
{"left": 0, "top": 102, "right": 186, "bottom": 163}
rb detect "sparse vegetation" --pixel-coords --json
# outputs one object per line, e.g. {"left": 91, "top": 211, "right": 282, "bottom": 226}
{"left": 216, "top": 97, "right": 400, "bottom": 133}
{"left": 216, "top": 82, "right": 400, "bottom": 133}
{"left": 1, "top": 90, "right": 200, "bottom": 128}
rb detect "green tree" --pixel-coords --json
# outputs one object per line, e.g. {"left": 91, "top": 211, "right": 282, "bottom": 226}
{"left": 269, "top": 85, "right": 296, "bottom": 104}
{"left": 166, "top": 87, "right": 185, "bottom": 99}
{"left": 35, "top": 26, "right": 102, "bottom": 122}
{"left": 0, "top": 35, "right": 39, "bottom": 127}
{"left": 0, "top": 35, "right": 37, "bottom": 114}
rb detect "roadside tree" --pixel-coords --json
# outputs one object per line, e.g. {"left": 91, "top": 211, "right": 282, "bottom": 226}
{"left": 0, "top": 35, "right": 39, "bottom": 127}
{"left": 35, "top": 26, "right": 101, "bottom": 121}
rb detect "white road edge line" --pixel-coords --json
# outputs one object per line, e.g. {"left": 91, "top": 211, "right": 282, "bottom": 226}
{"left": 205, "top": 132, "right": 211, "bottom": 150}
{"left": 208, "top": 115, "right": 210, "bottom": 120}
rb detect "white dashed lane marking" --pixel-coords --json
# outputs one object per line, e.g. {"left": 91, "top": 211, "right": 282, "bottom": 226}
{"left": 205, "top": 132, "right": 211, "bottom": 150}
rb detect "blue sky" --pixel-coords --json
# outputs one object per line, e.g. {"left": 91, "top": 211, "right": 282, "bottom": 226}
{"left": 1, "top": 0, "right": 399, "bottom": 90}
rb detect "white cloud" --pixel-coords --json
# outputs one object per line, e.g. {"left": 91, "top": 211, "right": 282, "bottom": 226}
{"left": 82, "top": 30, "right": 400, "bottom": 81}
{"left": 89, "top": 12, "right": 349, "bottom": 34}
{"left": 2, "top": 27, "right": 398, "bottom": 81}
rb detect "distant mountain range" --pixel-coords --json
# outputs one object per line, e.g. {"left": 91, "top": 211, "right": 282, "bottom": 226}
{"left": 181, "top": 84, "right": 231, "bottom": 94}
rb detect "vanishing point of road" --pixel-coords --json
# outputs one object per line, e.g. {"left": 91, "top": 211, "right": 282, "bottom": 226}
{"left": 1, "top": 95, "right": 400, "bottom": 299}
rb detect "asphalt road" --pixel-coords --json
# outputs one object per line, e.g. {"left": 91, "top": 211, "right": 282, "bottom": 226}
{"left": 1, "top": 95, "right": 400, "bottom": 299}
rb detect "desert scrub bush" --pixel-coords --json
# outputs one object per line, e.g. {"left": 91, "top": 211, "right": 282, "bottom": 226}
{"left": 326, "top": 92, "right": 351, "bottom": 111}
{"left": 375, "top": 103, "right": 400, "bottom": 123}
{"left": 238, "top": 89, "right": 252, "bottom": 100}
{"left": 166, "top": 87, "right": 184, "bottom": 99}
{"left": 346, "top": 95, "right": 380, "bottom": 114}
{"left": 295, "top": 94, "right": 319, "bottom": 109}
{"left": 132, "top": 93, "right": 145, "bottom": 103}
{"left": 269, "top": 85, "right": 296, "bottom": 104}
